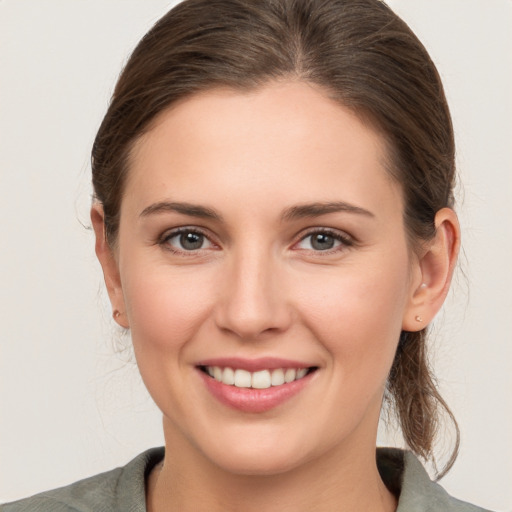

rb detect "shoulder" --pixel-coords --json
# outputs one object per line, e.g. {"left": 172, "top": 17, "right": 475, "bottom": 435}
{"left": 1, "top": 447, "right": 164, "bottom": 512}
{"left": 377, "top": 448, "right": 494, "bottom": 512}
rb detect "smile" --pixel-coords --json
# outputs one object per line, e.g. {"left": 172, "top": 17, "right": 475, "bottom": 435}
{"left": 201, "top": 366, "right": 313, "bottom": 389}
{"left": 196, "top": 359, "right": 319, "bottom": 413}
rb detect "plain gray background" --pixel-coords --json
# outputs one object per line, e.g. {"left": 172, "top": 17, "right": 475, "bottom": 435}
{"left": 1, "top": 1, "right": 511, "bottom": 510}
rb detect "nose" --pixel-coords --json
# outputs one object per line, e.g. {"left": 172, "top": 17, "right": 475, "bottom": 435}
{"left": 214, "top": 248, "right": 292, "bottom": 340}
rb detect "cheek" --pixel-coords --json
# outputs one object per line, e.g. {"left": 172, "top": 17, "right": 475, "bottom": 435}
{"left": 118, "top": 262, "right": 220, "bottom": 422}
{"left": 296, "top": 259, "right": 410, "bottom": 379}
{"left": 121, "top": 263, "right": 216, "bottom": 354}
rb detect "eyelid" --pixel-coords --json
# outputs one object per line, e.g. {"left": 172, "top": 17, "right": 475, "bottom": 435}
{"left": 292, "top": 227, "right": 355, "bottom": 253}
{"left": 159, "top": 226, "right": 219, "bottom": 254}
{"left": 157, "top": 225, "right": 354, "bottom": 256}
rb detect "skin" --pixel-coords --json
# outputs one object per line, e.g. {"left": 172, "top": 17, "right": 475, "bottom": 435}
{"left": 92, "top": 81, "right": 459, "bottom": 512}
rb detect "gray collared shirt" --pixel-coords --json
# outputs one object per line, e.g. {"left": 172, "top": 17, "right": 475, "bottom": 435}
{"left": 1, "top": 447, "right": 493, "bottom": 511}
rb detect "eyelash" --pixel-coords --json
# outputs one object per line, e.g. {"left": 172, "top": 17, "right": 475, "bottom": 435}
{"left": 294, "top": 228, "right": 354, "bottom": 254}
{"left": 158, "top": 227, "right": 354, "bottom": 256}
{"left": 159, "top": 227, "right": 215, "bottom": 255}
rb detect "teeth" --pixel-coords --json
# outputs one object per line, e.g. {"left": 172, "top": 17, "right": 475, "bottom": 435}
{"left": 234, "top": 369, "right": 252, "bottom": 388}
{"left": 284, "top": 368, "right": 296, "bottom": 383}
{"left": 222, "top": 367, "right": 235, "bottom": 385}
{"left": 296, "top": 368, "right": 308, "bottom": 379}
{"left": 271, "top": 368, "right": 285, "bottom": 386}
{"left": 205, "top": 366, "right": 310, "bottom": 388}
{"left": 252, "top": 370, "right": 271, "bottom": 389}
{"left": 213, "top": 366, "right": 223, "bottom": 382}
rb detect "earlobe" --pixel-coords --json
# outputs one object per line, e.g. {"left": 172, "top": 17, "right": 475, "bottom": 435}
{"left": 402, "top": 208, "right": 460, "bottom": 331}
{"left": 91, "top": 204, "right": 129, "bottom": 328}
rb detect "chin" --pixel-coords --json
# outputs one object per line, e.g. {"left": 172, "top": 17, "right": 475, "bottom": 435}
{"left": 214, "top": 450, "right": 305, "bottom": 477}
{"left": 200, "top": 431, "right": 315, "bottom": 477}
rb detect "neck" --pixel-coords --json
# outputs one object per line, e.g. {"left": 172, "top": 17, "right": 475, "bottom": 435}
{"left": 147, "top": 422, "right": 397, "bottom": 512}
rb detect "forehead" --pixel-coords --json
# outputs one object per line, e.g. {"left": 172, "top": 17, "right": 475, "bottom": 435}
{"left": 125, "top": 81, "right": 402, "bottom": 220}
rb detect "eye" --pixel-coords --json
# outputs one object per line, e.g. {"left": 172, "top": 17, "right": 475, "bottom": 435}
{"left": 162, "top": 228, "right": 214, "bottom": 252}
{"left": 295, "top": 229, "right": 352, "bottom": 252}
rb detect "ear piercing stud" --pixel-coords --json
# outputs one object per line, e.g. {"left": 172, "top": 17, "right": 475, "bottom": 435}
{"left": 415, "top": 315, "right": 423, "bottom": 322}
{"left": 113, "top": 310, "right": 121, "bottom": 319}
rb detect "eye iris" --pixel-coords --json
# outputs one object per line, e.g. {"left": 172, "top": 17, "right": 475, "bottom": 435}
{"left": 180, "top": 232, "right": 203, "bottom": 250}
{"left": 311, "top": 233, "right": 335, "bottom": 250}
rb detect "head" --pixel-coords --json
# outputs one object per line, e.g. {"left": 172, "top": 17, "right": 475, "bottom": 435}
{"left": 92, "top": 0, "right": 459, "bottom": 476}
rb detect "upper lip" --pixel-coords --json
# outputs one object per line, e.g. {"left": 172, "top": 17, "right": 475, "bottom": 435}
{"left": 196, "top": 357, "right": 316, "bottom": 372}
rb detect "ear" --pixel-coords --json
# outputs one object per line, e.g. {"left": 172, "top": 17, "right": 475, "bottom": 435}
{"left": 402, "top": 208, "right": 460, "bottom": 331}
{"left": 91, "top": 204, "right": 130, "bottom": 328}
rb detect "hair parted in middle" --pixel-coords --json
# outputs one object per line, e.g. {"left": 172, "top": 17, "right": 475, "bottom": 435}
{"left": 92, "top": 0, "right": 459, "bottom": 476}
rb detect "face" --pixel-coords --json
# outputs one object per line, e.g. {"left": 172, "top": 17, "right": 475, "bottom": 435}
{"left": 102, "top": 81, "right": 424, "bottom": 475}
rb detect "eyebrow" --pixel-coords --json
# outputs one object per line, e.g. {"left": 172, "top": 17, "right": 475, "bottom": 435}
{"left": 281, "top": 201, "right": 374, "bottom": 221}
{"left": 139, "top": 201, "right": 223, "bottom": 221}
{"left": 139, "top": 200, "right": 374, "bottom": 222}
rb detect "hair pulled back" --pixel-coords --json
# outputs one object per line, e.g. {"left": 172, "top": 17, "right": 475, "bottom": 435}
{"left": 92, "top": 0, "right": 458, "bottom": 476}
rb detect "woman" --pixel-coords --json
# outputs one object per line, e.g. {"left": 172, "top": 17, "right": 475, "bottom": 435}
{"left": 2, "top": 0, "right": 497, "bottom": 510}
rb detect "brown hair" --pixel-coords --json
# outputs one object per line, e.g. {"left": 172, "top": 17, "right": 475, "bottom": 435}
{"left": 92, "top": 0, "right": 458, "bottom": 475}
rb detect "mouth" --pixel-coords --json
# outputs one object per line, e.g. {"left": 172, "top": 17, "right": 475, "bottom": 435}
{"left": 198, "top": 365, "right": 318, "bottom": 389}
{"left": 195, "top": 357, "right": 319, "bottom": 412}
{"left": 196, "top": 359, "right": 319, "bottom": 413}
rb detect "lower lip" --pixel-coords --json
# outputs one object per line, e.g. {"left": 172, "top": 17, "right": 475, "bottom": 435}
{"left": 198, "top": 369, "right": 315, "bottom": 413}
